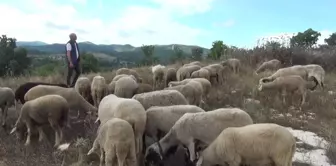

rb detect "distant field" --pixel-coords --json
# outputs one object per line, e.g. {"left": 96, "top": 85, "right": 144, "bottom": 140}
{"left": 28, "top": 52, "right": 117, "bottom": 62}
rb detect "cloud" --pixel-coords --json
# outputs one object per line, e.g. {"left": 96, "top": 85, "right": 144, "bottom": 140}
{"left": 0, "top": 0, "right": 214, "bottom": 46}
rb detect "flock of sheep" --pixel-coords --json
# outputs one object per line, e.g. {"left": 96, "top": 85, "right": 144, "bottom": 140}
{"left": 0, "top": 58, "right": 327, "bottom": 166}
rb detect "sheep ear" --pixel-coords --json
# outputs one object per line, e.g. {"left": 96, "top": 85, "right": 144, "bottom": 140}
{"left": 10, "top": 127, "right": 17, "bottom": 134}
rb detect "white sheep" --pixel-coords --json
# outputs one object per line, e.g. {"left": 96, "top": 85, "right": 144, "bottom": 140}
{"left": 183, "top": 61, "right": 203, "bottom": 67}
{"left": 152, "top": 64, "right": 166, "bottom": 90}
{"left": 145, "top": 108, "right": 253, "bottom": 164}
{"left": 165, "top": 68, "right": 177, "bottom": 88}
{"left": 10, "top": 94, "right": 69, "bottom": 147}
{"left": 190, "top": 68, "right": 211, "bottom": 81}
{"left": 176, "top": 65, "right": 201, "bottom": 81}
{"left": 114, "top": 75, "right": 139, "bottom": 98}
{"left": 97, "top": 94, "right": 146, "bottom": 160}
{"left": 260, "top": 65, "right": 308, "bottom": 84}
{"left": 88, "top": 118, "right": 137, "bottom": 166}
{"left": 303, "top": 64, "right": 325, "bottom": 90}
{"left": 164, "top": 80, "right": 203, "bottom": 106}
{"left": 136, "top": 83, "right": 153, "bottom": 94}
{"left": 116, "top": 67, "right": 142, "bottom": 83}
{"left": 24, "top": 85, "right": 97, "bottom": 119}
{"left": 255, "top": 59, "right": 281, "bottom": 75}
{"left": 145, "top": 105, "right": 205, "bottom": 142}
{"left": 112, "top": 74, "right": 137, "bottom": 82}
{"left": 91, "top": 75, "right": 108, "bottom": 108}
{"left": 168, "top": 78, "right": 211, "bottom": 99}
{"left": 258, "top": 75, "right": 318, "bottom": 107}
{"left": 220, "top": 58, "right": 241, "bottom": 74}
{"left": 74, "top": 77, "right": 92, "bottom": 103}
{"left": 0, "top": 87, "right": 15, "bottom": 127}
{"left": 196, "top": 123, "right": 296, "bottom": 166}
{"left": 132, "top": 90, "right": 189, "bottom": 110}
{"left": 202, "top": 64, "right": 225, "bottom": 85}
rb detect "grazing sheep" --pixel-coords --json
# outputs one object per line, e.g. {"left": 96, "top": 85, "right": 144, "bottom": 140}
{"left": 112, "top": 74, "right": 137, "bottom": 82}
{"left": 190, "top": 68, "right": 210, "bottom": 81}
{"left": 91, "top": 75, "right": 108, "bottom": 108}
{"left": 183, "top": 61, "right": 203, "bottom": 67}
{"left": 196, "top": 123, "right": 296, "bottom": 166}
{"left": 164, "top": 81, "right": 203, "bottom": 106}
{"left": 116, "top": 68, "right": 142, "bottom": 83}
{"left": 303, "top": 64, "right": 325, "bottom": 90}
{"left": 152, "top": 64, "right": 166, "bottom": 90}
{"left": 202, "top": 64, "right": 225, "bottom": 85}
{"left": 87, "top": 118, "right": 137, "bottom": 166}
{"left": 132, "top": 90, "right": 189, "bottom": 110}
{"left": 145, "top": 105, "right": 205, "bottom": 142}
{"left": 255, "top": 59, "right": 281, "bottom": 75}
{"left": 220, "top": 58, "right": 241, "bottom": 74}
{"left": 97, "top": 94, "right": 146, "bottom": 160}
{"left": 74, "top": 77, "right": 93, "bottom": 104}
{"left": 260, "top": 65, "right": 308, "bottom": 84}
{"left": 114, "top": 76, "right": 139, "bottom": 98}
{"left": 10, "top": 94, "right": 69, "bottom": 147}
{"left": 24, "top": 85, "right": 97, "bottom": 119}
{"left": 165, "top": 68, "right": 177, "bottom": 88}
{"left": 177, "top": 65, "right": 201, "bottom": 81}
{"left": 15, "top": 82, "right": 68, "bottom": 104}
{"left": 145, "top": 108, "right": 253, "bottom": 165}
{"left": 136, "top": 83, "right": 153, "bottom": 94}
{"left": 109, "top": 75, "right": 138, "bottom": 95}
{"left": 258, "top": 75, "right": 318, "bottom": 107}
{"left": 169, "top": 78, "right": 211, "bottom": 98}
{"left": 107, "top": 81, "right": 116, "bottom": 94}
{"left": 0, "top": 87, "right": 15, "bottom": 126}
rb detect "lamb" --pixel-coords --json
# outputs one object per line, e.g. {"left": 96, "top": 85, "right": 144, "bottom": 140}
{"left": 74, "top": 77, "right": 93, "bottom": 104}
{"left": 14, "top": 82, "right": 68, "bottom": 104}
{"left": 202, "top": 64, "right": 225, "bottom": 85}
{"left": 258, "top": 75, "right": 318, "bottom": 107}
{"left": 91, "top": 75, "right": 108, "bottom": 108}
{"left": 220, "top": 58, "right": 241, "bottom": 74}
{"left": 136, "top": 83, "right": 153, "bottom": 94}
{"left": 10, "top": 94, "right": 69, "bottom": 147}
{"left": 190, "top": 68, "right": 210, "bottom": 81}
{"left": 260, "top": 65, "right": 308, "bottom": 84}
{"left": 303, "top": 64, "right": 325, "bottom": 90}
{"left": 114, "top": 76, "right": 139, "bottom": 98}
{"left": 24, "top": 85, "right": 97, "bottom": 119}
{"left": 164, "top": 80, "right": 203, "bottom": 106}
{"left": 97, "top": 94, "right": 146, "bottom": 160}
{"left": 168, "top": 78, "right": 211, "bottom": 98}
{"left": 183, "top": 61, "right": 203, "bottom": 67}
{"left": 87, "top": 118, "right": 137, "bottom": 166}
{"left": 152, "top": 64, "right": 166, "bottom": 90}
{"left": 165, "top": 68, "right": 177, "bottom": 88}
{"left": 145, "top": 105, "right": 205, "bottom": 142}
{"left": 176, "top": 65, "right": 201, "bottom": 81}
{"left": 0, "top": 87, "right": 15, "bottom": 126}
{"left": 196, "top": 123, "right": 296, "bottom": 166}
{"left": 255, "top": 59, "right": 281, "bottom": 75}
{"left": 145, "top": 108, "right": 253, "bottom": 165}
{"left": 116, "top": 67, "right": 142, "bottom": 83}
{"left": 132, "top": 90, "right": 189, "bottom": 110}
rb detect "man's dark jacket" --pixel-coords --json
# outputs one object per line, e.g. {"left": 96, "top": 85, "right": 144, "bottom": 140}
{"left": 66, "top": 40, "right": 80, "bottom": 66}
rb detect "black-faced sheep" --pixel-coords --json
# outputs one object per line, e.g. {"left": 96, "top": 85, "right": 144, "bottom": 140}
{"left": 10, "top": 94, "right": 69, "bottom": 147}
{"left": 196, "top": 123, "right": 296, "bottom": 166}
{"left": 14, "top": 82, "right": 68, "bottom": 104}
{"left": 303, "top": 64, "right": 325, "bottom": 90}
{"left": 255, "top": 59, "right": 281, "bottom": 75}
{"left": 177, "top": 65, "right": 201, "bottom": 81}
{"left": 87, "top": 118, "right": 137, "bottom": 166}
{"left": 0, "top": 87, "right": 15, "bottom": 126}
{"left": 165, "top": 68, "right": 177, "bottom": 88}
{"left": 220, "top": 58, "right": 241, "bottom": 74}
{"left": 145, "top": 108, "right": 253, "bottom": 165}
{"left": 152, "top": 64, "right": 166, "bottom": 90}
{"left": 114, "top": 76, "right": 139, "bottom": 98}
{"left": 91, "top": 75, "right": 108, "bottom": 108}
{"left": 74, "top": 77, "right": 94, "bottom": 105}
{"left": 132, "top": 90, "right": 189, "bottom": 110}
{"left": 116, "top": 67, "right": 142, "bottom": 83}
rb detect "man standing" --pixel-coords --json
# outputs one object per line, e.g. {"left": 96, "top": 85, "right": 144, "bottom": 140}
{"left": 65, "top": 33, "right": 81, "bottom": 87}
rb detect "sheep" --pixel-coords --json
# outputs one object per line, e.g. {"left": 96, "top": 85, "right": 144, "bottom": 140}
{"left": 10, "top": 94, "right": 69, "bottom": 147}
{"left": 24, "top": 85, "right": 97, "bottom": 119}
{"left": 145, "top": 108, "right": 253, "bottom": 165}
{"left": 0, "top": 87, "right": 15, "bottom": 127}
{"left": 196, "top": 123, "right": 296, "bottom": 166}
{"left": 74, "top": 77, "right": 93, "bottom": 105}
{"left": 164, "top": 80, "right": 203, "bottom": 106}
{"left": 107, "top": 81, "right": 116, "bottom": 94}
{"left": 260, "top": 65, "right": 308, "bottom": 84}
{"left": 136, "top": 83, "right": 153, "bottom": 94}
{"left": 132, "top": 90, "right": 189, "bottom": 110}
{"left": 87, "top": 118, "right": 137, "bottom": 166}
{"left": 255, "top": 59, "right": 281, "bottom": 75}
{"left": 112, "top": 74, "right": 137, "bottom": 82}
{"left": 109, "top": 75, "right": 138, "bottom": 95}
{"left": 116, "top": 67, "right": 142, "bottom": 83}
{"left": 190, "top": 68, "right": 210, "bottom": 81}
{"left": 97, "top": 94, "right": 146, "bottom": 160}
{"left": 14, "top": 82, "right": 68, "bottom": 105}
{"left": 176, "top": 65, "right": 201, "bottom": 81}
{"left": 91, "top": 75, "right": 108, "bottom": 108}
{"left": 202, "top": 64, "right": 225, "bottom": 85}
{"left": 152, "top": 64, "right": 166, "bottom": 90}
{"left": 183, "top": 61, "right": 203, "bottom": 67}
{"left": 145, "top": 105, "right": 205, "bottom": 142}
{"left": 114, "top": 76, "right": 139, "bottom": 98}
{"left": 168, "top": 78, "right": 211, "bottom": 99}
{"left": 165, "top": 68, "right": 177, "bottom": 88}
{"left": 303, "top": 64, "right": 325, "bottom": 90}
{"left": 258, "top": 75, "right": 318, "bottom": 107}
{"left": 220, "top": 58, "right": 241, "bottom": 74}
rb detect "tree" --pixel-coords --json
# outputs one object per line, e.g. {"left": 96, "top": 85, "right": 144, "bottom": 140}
{"left": 290, "top": 28, "right": 321, "bottom": 48}
{"left": 209, "top": 40, "right": 228, "bottom": 59}
{"left": 324, "top": 32, "right": 336, "bottom": 46}
{"left": 0, "top": 35, "right": 31, "bottom": 76}
{"left": 191, "top": 47, "right": 203, "bottom": 60}
{"left": 265, "top": 41, "right": 282, "bottom": 49}
{"left": 140, "top": 44, "right": 155, "bottom": 65}
{"left": 81, "top": 52, "right": 99, "bottom": 73}
{"left": 171, "top": 45, "right": 184, "bottom": 63}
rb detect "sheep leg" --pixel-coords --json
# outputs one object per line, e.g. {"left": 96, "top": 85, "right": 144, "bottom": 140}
{"left": 105, "top": 146, "right": 116, "bottom": 166}
{"left": 1, "top": 105, "right": 7, "bottom": 127}
{"left": 24, "top": 121, "right": 34, "bottom": 146}
{"left": 187, "top": 141, "right": 196, "bottom": 162}
{"left": 99, "top": 148, "right": 105, "bottom": 166}
{"left": 48, "top": 118, "right": 61, "bottom": 147}
{"left": 37, "top": 126, "right": 46, "bottom": 142}
{"left": 116, "top": 144, "right": 128, "bottom": 166}
{"left": 300, "top": 91, "right": 307, "bottom": 107}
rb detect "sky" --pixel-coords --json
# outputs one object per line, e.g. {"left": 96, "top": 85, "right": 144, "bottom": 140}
{"left": 0, "top": 0, "right": 335, "bottom": 48}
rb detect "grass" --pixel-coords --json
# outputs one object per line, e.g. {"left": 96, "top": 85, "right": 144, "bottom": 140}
{"left": 1, "top": 47, "right": 336, "bottom": 165}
